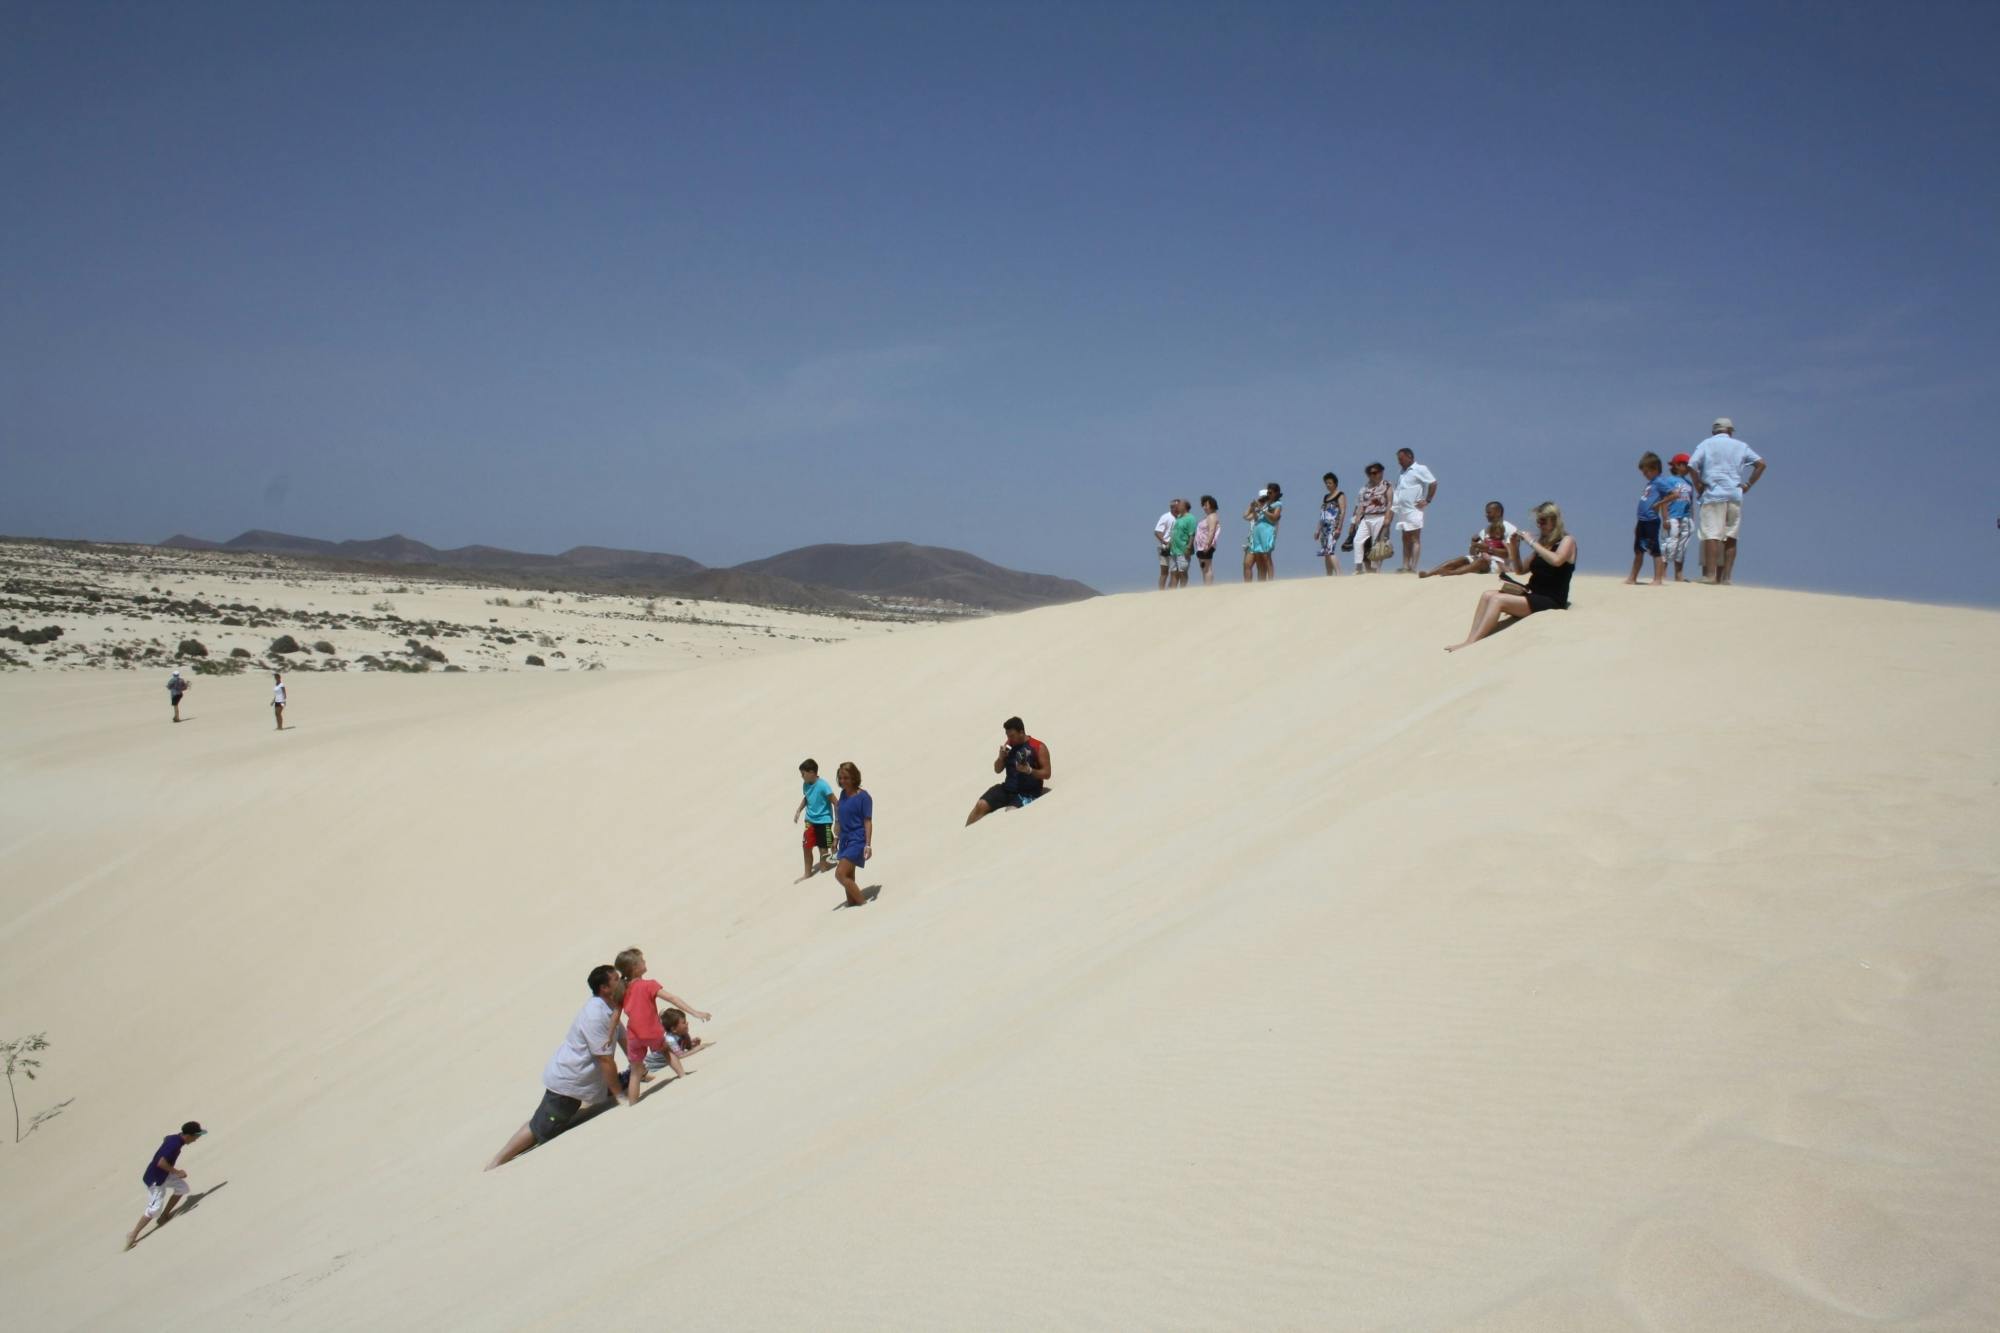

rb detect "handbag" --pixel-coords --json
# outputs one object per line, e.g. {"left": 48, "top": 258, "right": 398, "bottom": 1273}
{"left": 1367, "top": 535, "right": 1392, "bottom": 564}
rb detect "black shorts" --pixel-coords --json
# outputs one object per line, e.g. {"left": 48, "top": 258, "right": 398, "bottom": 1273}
{"left": 528, "top": 1088, "right": 588, "bottom": 1144}
{"left": 979, "top": 784, "right": 1025, "bottom": 812}
{"left": 1523, "top": 593, "right": 1568, "bottom": 615}
{"left": 1195, "top": 549, "right": 1213, "bottom": 565}
{"left": 1633, "top": 519, "right": 1662, "bottom": 556}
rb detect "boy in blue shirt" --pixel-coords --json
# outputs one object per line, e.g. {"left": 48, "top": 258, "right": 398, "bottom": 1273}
{"left": 793, "top": 759, "right": 837, "bottom": 880}
{"left": 1626, "top": 452, "right": 1674, "bottom": 586}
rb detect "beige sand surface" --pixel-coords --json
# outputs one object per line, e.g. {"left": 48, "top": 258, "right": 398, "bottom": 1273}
{"left": 2, "top": 573, "right": 1996, "bottom": 1329}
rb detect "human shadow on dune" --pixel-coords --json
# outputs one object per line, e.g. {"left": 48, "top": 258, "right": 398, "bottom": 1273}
{"left": 132, "top": 1181, "right": 230, "bottom": 1246}
{"left": 511, "top": 1074, "right": 690, "bottom": 1163}
{"left": 632, "top": 1070, "right": 699, "bottom": 1104}
{"left": 175, "top": 1179, "right": 229, "bottom": 1219}
{"left": 831, "top": 885, "right": 883, "bottom": 910}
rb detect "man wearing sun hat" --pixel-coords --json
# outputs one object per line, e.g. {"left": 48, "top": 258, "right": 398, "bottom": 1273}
{"left": 126, "top": 1120, "right": 206, "bottom": 1250}
{"left": 1686, "top": 417, "right": 1767, "bottom": 585}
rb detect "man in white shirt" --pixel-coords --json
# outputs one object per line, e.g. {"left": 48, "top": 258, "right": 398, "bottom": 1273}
{"left": 487, "top": 964, "right": 630, "bottom": 1170}
{"left": 1419, "top": 500, "right": 1518, "bottom": 577}
{"left": 271, "top": 672, "right": 286, "bottom": 731}
{"left": 1686, "top": 417, "right": 1768, "bottom": 585}
{"left": 1152, "top": 501, "right": 1177, "bottom": 590}
{"left": 1392, "top": 448, "right": 1439, "bottom": 573}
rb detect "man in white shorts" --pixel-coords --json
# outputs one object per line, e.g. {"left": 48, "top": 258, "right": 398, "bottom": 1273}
{"left": 1152, "top": 501, "right": 1177, "bottom": 590}
{"left": 1392, "top": 447, "right": 1438, "bottom": 572}
{"left": 126, "top": 1120, "right": 205, "bottom": 1250}
{"left": 1687, "top": 417, "right": 1768, "bottom": 585}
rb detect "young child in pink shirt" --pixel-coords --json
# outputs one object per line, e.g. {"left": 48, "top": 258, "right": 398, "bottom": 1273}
{"left": 613, "top": 948, "right": 711, "bottom": 1101}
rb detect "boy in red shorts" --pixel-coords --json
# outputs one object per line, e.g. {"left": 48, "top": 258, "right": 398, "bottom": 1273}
{"left": 614, "top": 947, "right": 710, "bottom": 1101}
{"left": 793, "top": 758, "right": 838, "bottom": 880}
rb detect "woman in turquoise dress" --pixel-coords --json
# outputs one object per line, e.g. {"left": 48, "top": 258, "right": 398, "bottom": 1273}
{"left": 1242, "top": 481, "right": 1283, "bottom": 582}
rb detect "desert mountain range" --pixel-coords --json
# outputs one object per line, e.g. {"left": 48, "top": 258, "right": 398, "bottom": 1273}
{"left": 160, "top": 530, "right": 1096, "bottom": 612}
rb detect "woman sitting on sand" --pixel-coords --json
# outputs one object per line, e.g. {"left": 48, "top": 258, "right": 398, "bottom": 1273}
{"left": 1445, "top": 501, "right": 1577, "bottom": 652}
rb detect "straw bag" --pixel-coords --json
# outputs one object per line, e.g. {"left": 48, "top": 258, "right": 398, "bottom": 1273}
{"left": 1367, "top": 535, "right": 1392, "bottom": 564}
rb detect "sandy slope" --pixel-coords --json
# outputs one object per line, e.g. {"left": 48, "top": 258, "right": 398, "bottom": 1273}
{"left": 1, "top": 574, "right": 1996, "bottom": 1330}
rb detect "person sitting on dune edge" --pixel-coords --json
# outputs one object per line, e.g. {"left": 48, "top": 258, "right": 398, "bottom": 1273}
{"left": 1445, "top": 501, "right": 1578, "bottom": 653}
{"left": 966, "top": 716, "right": 1051, "bottom": 825}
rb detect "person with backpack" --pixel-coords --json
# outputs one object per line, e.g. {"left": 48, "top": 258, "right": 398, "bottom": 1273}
{"left": 167, "top": 669, "right": 190, "bottom": 723}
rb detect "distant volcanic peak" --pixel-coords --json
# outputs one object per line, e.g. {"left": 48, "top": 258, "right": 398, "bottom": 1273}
{"left": 733, "top": 542, "right": 1097, "bottom": 610}
{"left": 152, "top": 533, "right": 1093, "bottom": 612}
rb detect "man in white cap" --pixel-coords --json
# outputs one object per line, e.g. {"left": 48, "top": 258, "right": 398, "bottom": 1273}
{"left": 167, "top": 668, "right": 190, "bottom": 723}
{"left": 1686, "top": 417, "right": 1767, "bottom": 585}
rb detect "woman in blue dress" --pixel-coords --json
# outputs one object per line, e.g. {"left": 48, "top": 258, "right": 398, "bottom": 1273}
{"left": 832, "top": 760, "right": 875, "bottom": 908}
{"left": 1242, "top": 482, "right": 1284, "bottom": 582}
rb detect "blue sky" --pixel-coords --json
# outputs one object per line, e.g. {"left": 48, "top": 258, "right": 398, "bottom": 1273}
{"left": 4, "top": 2, "right": 1996, "bottom": 602}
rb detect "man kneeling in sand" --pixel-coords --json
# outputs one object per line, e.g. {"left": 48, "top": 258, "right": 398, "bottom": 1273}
{"left": 965, "top": 716, "right": 1051, "bottom": 825}
{"left": 487, "top": 965, "right": 629, "bottom": 1170}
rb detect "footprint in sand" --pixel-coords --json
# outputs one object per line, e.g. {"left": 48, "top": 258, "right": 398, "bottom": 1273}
{"left": 1720, "top": 1155, "right": 1968, "bottom": 1322}
{"left": 1721, "top": 950, "right": 1944, "bottom": 1032}
{"left": 1617, "top": 1219, "right": 1878, "bottom": 1331}
{"left": 1616, "top": 1155, "right": 1967, "bottom": 1327}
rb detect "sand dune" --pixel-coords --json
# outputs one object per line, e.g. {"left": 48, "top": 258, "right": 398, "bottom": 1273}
{"left": 1, "top": 573, "right": 1995, "bottom": 1329}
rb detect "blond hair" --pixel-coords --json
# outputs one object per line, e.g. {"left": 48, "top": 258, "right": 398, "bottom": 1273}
{"left": 1532, "top": 501, "right": 1568, "bottom": 548}
{"left": 614, "top": 947, "right": 645, "bottom": 980}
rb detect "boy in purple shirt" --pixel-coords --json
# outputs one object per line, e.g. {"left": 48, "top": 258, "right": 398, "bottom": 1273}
{"left": 126, "top": 1121, "right": 205, "bottom": 1250}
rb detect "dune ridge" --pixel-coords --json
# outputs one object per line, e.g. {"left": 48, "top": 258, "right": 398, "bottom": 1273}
{"left": 1, "top": 574, "right": 1996, "bottom": 1330}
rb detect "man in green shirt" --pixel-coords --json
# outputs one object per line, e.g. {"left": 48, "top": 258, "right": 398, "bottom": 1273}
{"left": 1167, "top": 499, "right": 1199, "bottom": 588}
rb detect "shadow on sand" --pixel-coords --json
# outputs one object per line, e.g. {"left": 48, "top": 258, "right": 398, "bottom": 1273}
{"left": 831, "top": 885, "right": 883, "bottom": 910}
{"left": 131, "top": 1181, "right": 230, "bottom": 1248}
{"left": 26, "top": 1097, "right": 75, "bottom": 1137}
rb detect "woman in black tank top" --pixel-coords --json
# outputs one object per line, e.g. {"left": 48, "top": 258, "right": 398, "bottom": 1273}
{"left": 1445, "top": 501, "right": 1579, "bottom": 653}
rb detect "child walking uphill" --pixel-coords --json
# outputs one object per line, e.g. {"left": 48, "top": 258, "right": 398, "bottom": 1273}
{"left": 614, "top": 948, "right": 710, "bottom": 1102}
{"left": 126, "top": 1121, "right": 205, "bottom": 1250}
{"left": 832, "top": 760, "right": 874, "bottom": 908}
{"left": 794, "top": 759, "right": 837, "bottom": 881}
{"left": 643, "top": 1008, "right": 705, "bottom": 1077}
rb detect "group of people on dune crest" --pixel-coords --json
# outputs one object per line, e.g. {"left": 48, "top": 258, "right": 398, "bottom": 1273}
{"left": 1151, "top": 418, "right": 1770, "bottom": 653}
